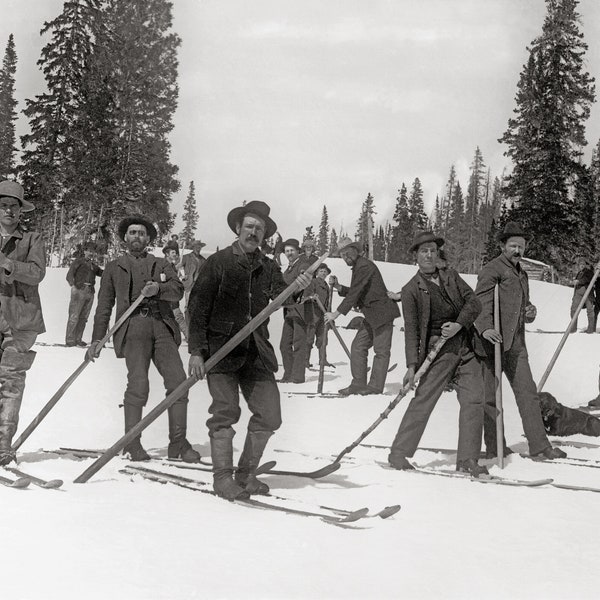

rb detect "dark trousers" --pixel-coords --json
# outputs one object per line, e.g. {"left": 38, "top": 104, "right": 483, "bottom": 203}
{"left": 206, "top": 343, "right": 281, "bottom": 436}
{"left": 570, "top": 289, "right": 595, "bottom": 332}
{"left": 65, "top": 286, "right": 94, "bottom": 344}
{"left": 280, "top": 315, "right": 307, "bottom": 381}
{"left": 306, "top": 318, "right": 328, "bottom": 365}
{"left": 390, "top": 333, "right": 483, "bottom": 462}
{"left": 122, "top": 316, "right": 188, "bottom": 408}
{"left": 482, "top": 332, "right": 549, "bottom": 455}
{"left": 351, "top": 320, "right": 393, "bottom": 392}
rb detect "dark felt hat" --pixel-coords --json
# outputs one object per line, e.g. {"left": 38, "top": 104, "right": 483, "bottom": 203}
{"left": 316, "top": 262, "right": 332, "bottom": 274}
{"left": 497, "top": 221, "right": 531, "bottom": 242}
{"left": 117, "top": 214, "right": 158, "bottom": 242}
{"left": 227, "top": 200, "right": 277, "bottom": 239}
{"left": 191, "top": 239, "right": 207, "bottom": 249}
{"left": 162, "top": 240, "right": 180, "bottom": 255}
{"left": 409, "top": 231, "right": 445, "bottom": 252}
{"left": 282, "top": 238, "right": 301, "bottom": 251}
{"left": 0, "top": 180, "right": 35, "bottom": 212}
{"left": 337, "top": 236, "right": 363, "bottom": 254}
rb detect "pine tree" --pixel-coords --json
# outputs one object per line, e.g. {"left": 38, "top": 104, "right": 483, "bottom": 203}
{"left": 482, "top": 218, "right": 501, "bottom": 265}
{"left": 388, "top": 183, "right": 412, "bottom": 263}
{"left": 181, "top": 181, "right": 198, "bottom": 246}
{"left": 439, "top": 165, "right": 457, "bottom": 237}
{"left": 329, "top": 227, "right": 338, "bottom": 257}
{"left": 445, "top": 181, "right": 468, "bottom": 270}
{"left": 356, "top": 193, "right": 375, "bottom": 258}
{"left": 302, "top": 225, "right": 315, "bottom": 244}
{"left": 500, "top": 0, "right": 595, "bottom": 272}
{"left": 464, "top": 146, "right": 487, "bottom": 272}
{"left": 317, "top": 205, "right": 329, "bottom": 255}
{"left": 0, "top": 34, "right": 18, "bottom": 179}
{"left": 590, "top": 139, "right": 600, "bottom": 257}
{"left": 408, "top": 178, "right": 427, "bottom": 232}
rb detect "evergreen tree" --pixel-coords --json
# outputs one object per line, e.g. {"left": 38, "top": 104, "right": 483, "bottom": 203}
{"left": 408, "top": 178, "right": 427, "bottom": 232}
{"left": 373, "top": 225, "right": 386, "bottom": 261}
{"left": 0, "top": 34, "right": 18, "bottom": 179}
{"left": 445, "top": 181, "right": 468, "bottom": 270}
{"left": 317, "top": 205, "right": 329, "bottom": 255}
{"left": 329, "top": 227, "right": 338, "bottom": 257}
{"left": 439, "top": 165, "right": 457, "bottom": 237}
{"left": 302, "top": 225, "right": 315, "bottom": 244}
{"left": 500, "top": 0, "right": 595, "bottom": 272}
{"left": 464, "top": 146, "right": 487, "bottom": 272}
{"left": 181, "top": 181, "right": 198, "bottom": 246}
{"left": 356, "top": 193, "right": 375, "bottom": 257}
{"left": 590, "top": 139, "right": 600, "bottom": 257}
{"left": 482, "top": 218, "right": 501, "bottom": 265}
{"left": 388, "top": 183, "right": 412, "bottom": 263}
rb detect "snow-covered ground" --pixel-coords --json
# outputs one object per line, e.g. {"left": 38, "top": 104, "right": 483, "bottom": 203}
{"left": 3, "top": 258, "right": 600, "bottom": 600}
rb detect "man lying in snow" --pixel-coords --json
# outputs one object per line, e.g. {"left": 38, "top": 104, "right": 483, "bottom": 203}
{"left": 539, "top": 392, "right": 600, "bottom": 437}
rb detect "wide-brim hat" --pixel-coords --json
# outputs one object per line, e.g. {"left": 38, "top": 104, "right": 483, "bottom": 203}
{"left": 162, "top": 240, "right": 180, "bottom": 254}
{"left": 227, "top": 200, "right": 277, "bottom": 239}
{"left": 337, "top": 236, "right": 363, "bottom": 254}
{"left": 282, "top": 238, "right": 301, "bottom": 251}
{"left": 316, "top": 262, "right": 331, "bottom": 274}
{"left": 497, "top": 221, "right": 531, "bottom": 243}
{"left": 191, "top": 239, "right": 207, "bottom": 249}
{"left": 118, "top": 214, "right": 158, "bottom": 242}
{"left": 409, "top": 231, "right": 445, "bottom": 252}
{"left": 0, "top": 180, "right": 35, "bottom": 212}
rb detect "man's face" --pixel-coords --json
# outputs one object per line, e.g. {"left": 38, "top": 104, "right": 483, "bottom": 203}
{"left": 192, "top": 244, "right": 203, "bottom": 256}
{"left": 284, "top": 245, "right": 299, "bottom": 263}
{"left": 83, "top": 250, "right": 93, "bottom": 260}
{"left": 416, "top": 242, "right": 438, "bottom": 274}
{"left": 124, "top": 224, "right": 150, "bottom": 252}
{"left": 340, "top": 247, "right": 359, "bottom": 266}
{"left": 316, "top": 267, "right": 328, "bottom": 280}
{"left": 0, "top": 197, "right": 21, "bottom": 228}
{"left": 164, "top": 249, "right": 179, "bottom": 263}
{"left": 236, "top": 214, "right": 265, "bottom": 253}
{"left": 502, "top": 237, "right": 526, "bottom": 264}
{"left": 304, "top": 245, "right": 314, "bottom": 257}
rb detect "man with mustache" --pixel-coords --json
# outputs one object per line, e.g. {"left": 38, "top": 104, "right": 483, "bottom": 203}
{"left": 474, "top": 222, "right": 566, "bottom": 460}
{"left": 187, "top": 201, "right": 311, "bottom": 500}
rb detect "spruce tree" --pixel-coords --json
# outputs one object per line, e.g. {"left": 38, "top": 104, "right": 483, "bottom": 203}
{"left": 464, "top": 146, "right": 487, "bottom": 272}
{"left": 0, "top": 34, "right": 18, "bottom": 179}
{"left": 389, "top": 183, "right": 412, "bottom": 263}
{"left": 317, "top": 205, "right": 329, "bottom": 255}
{"left": 329, "top": 228, "right": 338, "bottom": 257}
{"left": 408, "top": 178, "right": 427, "bottom": 232}
{"left": 356, "top": 193, "right": 375, "bottom": 257}
{"left": 445, "top": 181, "right": 468, "bottom": 270}
{"left": 181, "top": 181, "right": 198, "bottom": 246}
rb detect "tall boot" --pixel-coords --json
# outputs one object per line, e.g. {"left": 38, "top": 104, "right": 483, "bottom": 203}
{"left": 123, "top": 404, "right": 150, "bottom": 461}
{"left": 167, "top": 401, "right": 200, "bottom": 463}
{"left": 0, "top": 350, "right": 36, "bottom": 466}
{"left": 211, "top": 428, "right": 249, "bottom": 500}
{"left": 235, "top": 430, "right": 273, "bottom": 495}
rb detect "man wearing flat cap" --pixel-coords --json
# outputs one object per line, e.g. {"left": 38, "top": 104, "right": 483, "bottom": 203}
{"left": 86, "top": 214, "right": 200, "bottom": 463}
{"left": 65, "top": 242, "right": 103, "bottom": 347}
{"left": 325, "top": 236, "right": 399, "bottom": 395}
{"left": 0, "top": 180, "right": 46, "bottom": 465}
{"left": 187, "top": 201, "right": 311, "bottom": 500}
{"left": 388, "top": 231, "right": 487, "bottom": 476}
{"left": 474, "top": 221, "right": 566, "bottom": 460}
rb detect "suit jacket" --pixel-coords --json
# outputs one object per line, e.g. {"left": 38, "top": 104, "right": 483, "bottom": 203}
{"left": 0, "top": 227, "right": 46, "bottom": 334}
{"left": 180, "top": 252, "right": 207, "bottom": 292}
{"left": 187, "top": 243, "right": 287, "bottom": 373}
{"left": 474, "top": 254, "right": 533, "bottom": 355}
{"left": 401, "top": 267, "right": 481, "bottom": 368}
{"left": 282, "top": 255, "right": 310, "bottom": 322}
{"left": 91, "top": 253, "right": 183, "bottom": 357}
{"left": 337, "top": 256, "right": 399, "bottom": 330}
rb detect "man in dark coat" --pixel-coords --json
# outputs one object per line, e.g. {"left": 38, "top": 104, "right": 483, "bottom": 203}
{"left": 570, "top": 258, "right": 595, "bottom": 333}
{"left": 180, "top": 239, "right": 207, "bottom": 305}
{"left": 279, "top": 238, "right": 310, "bottom": 383}
{"left": 188, "top": 201, "right": 311, "bottom": 500}
{"left": 304, "top": 263, "right": 333, "bottom": 368}
{"left": 86, "top": 215, "right": 200, "bottom": 463}
{"left": 162, "top": 241, "right": 188, "bottom": 341}
{"left": 65, "top": 242, "right": 103, "bottom": 347}
{"left": 325, "top": 237, "right": 400, "bottom": 395}
{"left": 0, "top": 180, "right": 46, "bottom": 466}
{"left": 301, "top": 239, "right": 319, "bottom": 266}
{"left": 474, "top": 221, "right": 566, "bottom": 460}
{"left": 388, "top": 231, "right": 487, "bottom": 476}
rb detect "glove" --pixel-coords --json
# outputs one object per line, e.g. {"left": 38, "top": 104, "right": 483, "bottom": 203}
{"left": 141, "top": 281, "right": 160, "bottom": 297}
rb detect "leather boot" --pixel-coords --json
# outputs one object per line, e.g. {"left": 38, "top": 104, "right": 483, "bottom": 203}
{"left": 211, "top": 428, "right": 249, "bottom": 500}
{"left": 167, "top": 401, "right": 200, "bottom": 462}
{"left": 123, "top": 404, "right": 150, "bottom": 461}
{"left": 0, "top": 350, "right": 36, "bottom": 466}
{"left": 235, "top": 430, "right": 273, "bottom": 495}
{"left": 388, "top": 452, "right": 415, "bottom": 470}
{"left": 456, "top": 458, "right": 489, "bottom": 478}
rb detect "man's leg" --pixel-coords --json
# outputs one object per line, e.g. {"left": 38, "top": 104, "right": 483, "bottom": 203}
{"left": 73, "top": 289, "right": 94, "bottom": 344}
{"left": 279, "top": 316, "right": 294, "bottom": 380}
{"left": 367, "top": 322, "right": 393, "bottom": 393}
{"left": 585, "top": 296, "right": 595, "bottom": 333}
{"left": 291, "top": 317, "right": 307, "bottom": 382}
{"left": 65, "top": 287, "right": 85, "bottom": 345}
{"left": 350, "top": 321, "right": 372, "bottom": 389}
{"left": 173, "top": 305, "right": 188, "bottom": 341}
{"left": 570, "top": 290, "right": 583, "bottom": 332}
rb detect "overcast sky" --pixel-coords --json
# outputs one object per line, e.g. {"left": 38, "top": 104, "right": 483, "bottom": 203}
{"left": 3, "top": 0, "right": 600, "bottom": 248}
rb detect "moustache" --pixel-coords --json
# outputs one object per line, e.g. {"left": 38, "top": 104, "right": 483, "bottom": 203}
{"left": 245, "top": 234, "right": 259, "bottom": 242}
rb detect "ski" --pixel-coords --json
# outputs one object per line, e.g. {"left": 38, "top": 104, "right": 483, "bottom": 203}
{"left": 5, "top": 467, "right": 63, "bottom": 489}
{"left": 551, "top": 482, "right": 600, "bottom": 493}
{"left": 120, "top": 465, "right": 368, "bottom": 527}
{"left": 161, "top": 459, "right": 276, "bottom": 476}
{"left": 260, "top": 462, "right": 341, "bottom": 479}
{"left": 549, "top": 439, "right": 600, "bottom": 450}
{"left": 520, "top": 454, "right": 600, "bottom": 470}
{"left": 0, "top": 472, "right": 31, "bottom": 489}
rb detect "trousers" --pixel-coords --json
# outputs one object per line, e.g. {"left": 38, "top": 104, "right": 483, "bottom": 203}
{"left": 351, "top": 320, "right": 393, "bottom": 392}
{"left": 66, "top": 286, "right": 94, "bottom": 344}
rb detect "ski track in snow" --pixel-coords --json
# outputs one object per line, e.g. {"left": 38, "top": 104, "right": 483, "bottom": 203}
{"left": 3, "top": 260, "right": 600, "bottom": 600}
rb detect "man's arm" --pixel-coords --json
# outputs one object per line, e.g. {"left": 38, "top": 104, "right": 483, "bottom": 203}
{"left": 66, "top": 259, "right": 80, "bottom": 286}
{"left": 336, "top": 261, "right": 372, "bottom": 315}
{"left": 401, "top": 285, "right": 420, "bottom": 368}
{"left": 187, "top": 257, "right": 219, "bottom": 358}
{"left": 473, "top": 264, "right": 498, "bottom": 335}
{"left": 91, "top": 265, "right": 117, "bottom": 341}
{"left": 453, "top": 271, "right": 482, "bottom": 329}
{"left": 1, "top": 232, "right": 46, "bottom": 285}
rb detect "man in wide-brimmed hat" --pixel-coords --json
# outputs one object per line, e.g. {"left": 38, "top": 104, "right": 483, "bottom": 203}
{"left": 187, "top": 201, "right": 311, "bottom": 500}
{"left": 301, "top": 238, "right": 319, "bottom": 266}
{"left": 474, "top": 221, "right": 566, "bottom": 460}
{"left": 87, "top": 214, "right": 201, "bottom": 464}
{"left": 162, "top": 240, "right": 188, "bottom": 341}
{"left": 180, "top": 238, "right": 207, "bottom": 305}
{"left": 304, "top": 262, "right": 334, "bottom": 368}
{"left": 325, "top": 236, "right": 399, "bottom": 395}
{"left": 0, "top": 180, "right": 46, "bottom": 465}
{"left": 388, "top": 231, "right": 487, "bottom": 476}
{"left": 65, "top": 241, "right": 103, "bottom": 347}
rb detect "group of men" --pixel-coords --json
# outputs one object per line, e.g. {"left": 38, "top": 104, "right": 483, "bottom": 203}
{"left": 0, "top": 180, "right": 595, "bottom": 500}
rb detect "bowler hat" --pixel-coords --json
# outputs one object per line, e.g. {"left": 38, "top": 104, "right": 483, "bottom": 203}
{"left": 282, "top": 238, "right": 301, "bottom": 251}
{"left": 117, "top": 214, "right": 158, "bottom": 242}
{"left": 409, "top": 231, "right": 445, "bottom": 252}
{"left": 337, "top": 236, "right": 363, "bottom": 254}
{"left": 497, "top": 221, "right": 531, "bottom": 243}
{"left": 316, "top": 262, "right": 332, "bottom": 275}
{"left": 162, "top": 240, "right": 180, "bottom": 255}
{"left": 227, "top": 200, "right": 277, "bottom": 239}
{"left": 0, "top": 180, "right": 35, "bottom": 212}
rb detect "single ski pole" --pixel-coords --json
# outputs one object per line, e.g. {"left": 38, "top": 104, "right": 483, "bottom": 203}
{"left": 12, "top": 294, "right": 146, "bottom": 452}
{"left": 494, "top": 285, "right": 504, "bottom": 469}
{"left": 74, "top": 253, "right": 329, "bottom": 484}
{"left": 537, "top": 260, "right": 600, "bottom": 393}
{"left": 317, "top": 283, "right": 334, "bottom": 394}
{"left": 313, "top": 295, "right": 351, "bottom": 360}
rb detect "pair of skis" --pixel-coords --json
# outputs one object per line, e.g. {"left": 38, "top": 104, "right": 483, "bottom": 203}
{"left": 0, "top": 466, "right": 63, "bottom": 489}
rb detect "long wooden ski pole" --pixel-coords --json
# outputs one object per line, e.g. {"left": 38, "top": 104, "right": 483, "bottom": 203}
{"left": 317, "top": 283, "right": 334, "bottom": 394}
{"left": 494, "top": 284, "right": 504, "bottom": 469}
{"left": 313, "top": 295, "right": 351, "bottom": 360}
{"left": 537, "top": 261, "right": 600, "bottom": 393}
{"left": 12, "top": 294, "right": 146, "bottom": 452}
{"left": 74, "top": 253, "right": 329, "bottom": 483}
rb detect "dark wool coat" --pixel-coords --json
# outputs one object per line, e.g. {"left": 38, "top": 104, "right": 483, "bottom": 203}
{"left": 337, "top": 256, "right": 399, "bottom": 330}
{"left": 0, "top": 227, "right": 46, "bottom": 334}
{"left": 282, "top": 255, "right": 311, "bottom": 322}
{"left": 187, "top": 243, "right": 287, "bottom": 373}
{"left": 91, "top": 254, "right": 183, "bottom": 357}
{"left": 401, "top": 267, "right": 481, "bottom": 368}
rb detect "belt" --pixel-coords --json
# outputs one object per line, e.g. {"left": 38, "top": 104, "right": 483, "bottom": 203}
{"left": 131, "top": 307, "right": 153, "bottom": 318}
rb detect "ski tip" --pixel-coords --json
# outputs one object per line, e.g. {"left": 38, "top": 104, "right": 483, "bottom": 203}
{"left": 340, "top": 507, "right": 370, "bottom": 522}
{"left": 11, "top": 477, "right": 31, "bottom": 489}
{"left": 42, "top": 479, "right": 64, "bottom": 489}
{"left": 255, "top": 460, "right": 277, "bottom": 476}
{"left": 311, "top": 462, "right": 341, "bottom": 478}
{"left": 377, "top": 505, "right": 401, "bottom": 519}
